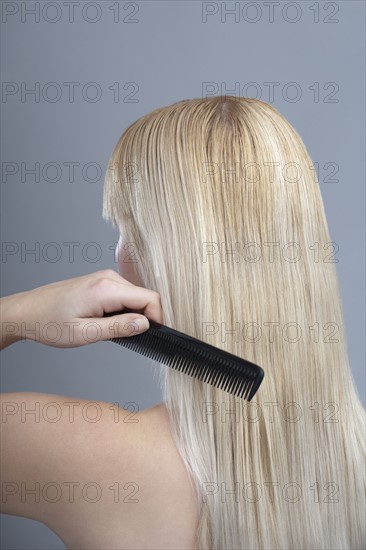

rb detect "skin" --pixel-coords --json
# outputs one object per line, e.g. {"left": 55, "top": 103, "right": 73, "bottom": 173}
{"left": 0, "top": 238, "right": 200, "bottom": 549}
{"left": 0, "top": 393, "right": 199, "bottom": 549}
{"left": 115, "top": 233, "right": 144, "bottom": 288}
{"left": 0, "top": 269, "right": 162, "bottom": 350}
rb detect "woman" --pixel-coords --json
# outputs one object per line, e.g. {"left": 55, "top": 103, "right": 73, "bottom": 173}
{"left": 1, "top": 95, "right": 365, "bottom": 549}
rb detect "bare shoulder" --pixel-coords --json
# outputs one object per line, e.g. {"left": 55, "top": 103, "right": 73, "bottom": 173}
{"left": 61, "top": 400, "right": 200, "bottom": 549}
{"left": 1, "top": 392, "right": 199, "bottom": 549}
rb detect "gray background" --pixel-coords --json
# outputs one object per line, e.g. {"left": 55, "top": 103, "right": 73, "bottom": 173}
{"left": 1, "top": 1, "right": 365, "bottom": 548}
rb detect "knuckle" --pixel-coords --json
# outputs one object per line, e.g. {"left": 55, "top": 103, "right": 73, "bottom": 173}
{"left": 102, "top": 268, "right": 116, "bottom": 278}
{"left": 151, "top": 290, "right": 161, "bottom": 301}
{"left": 91, "top": 276, "right": 113, "bottom": 292}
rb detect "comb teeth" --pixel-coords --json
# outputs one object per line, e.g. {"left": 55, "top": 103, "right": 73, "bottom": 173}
{"left": 109, "top": 324, "right": 264, "bottom": 401}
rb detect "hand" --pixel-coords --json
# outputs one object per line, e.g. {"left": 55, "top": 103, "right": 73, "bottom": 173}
{"left": 0, "top": 270, "right": 163, "bottom": 349}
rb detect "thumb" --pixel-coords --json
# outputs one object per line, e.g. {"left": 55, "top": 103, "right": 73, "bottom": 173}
{"left": 79, "top": 313, "right": 150, "bottom": 343}
{"left": 105, "top": 313, "right": 150, "bottom": 339}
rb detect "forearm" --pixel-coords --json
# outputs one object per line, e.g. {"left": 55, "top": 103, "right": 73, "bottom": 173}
{"left": 0, "top": 271, "right": 162, "bottom": 350}
{"left": 0, "top": 292, "right": 29, "bottom": 350}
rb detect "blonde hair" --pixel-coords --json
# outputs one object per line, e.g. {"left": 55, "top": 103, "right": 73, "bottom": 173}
{"left": 103, "top": 96, "right": 365, "bottom": 549}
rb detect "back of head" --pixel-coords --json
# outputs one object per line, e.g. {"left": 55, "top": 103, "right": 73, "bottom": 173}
{"left": 103, "top": 96, "right": 366, "bottom": 549}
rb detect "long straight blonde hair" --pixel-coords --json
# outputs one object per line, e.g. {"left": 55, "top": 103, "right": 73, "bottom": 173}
{"left": 103, "top": 96, "right": 365, "bottom": 549}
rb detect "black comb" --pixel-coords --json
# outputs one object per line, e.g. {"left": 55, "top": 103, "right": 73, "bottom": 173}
{"left": 103, "top": 309, "right": 264, "bottom": 401}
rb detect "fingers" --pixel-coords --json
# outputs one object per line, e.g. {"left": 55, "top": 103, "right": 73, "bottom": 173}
{"left": 91, "top": 269, "right": 135, "bottom": 286}
{"left": 79, "top": 313, "right": 151, "bottom": 342}
{"left": 89, "top": 276, "right": 163, "bottom": 324}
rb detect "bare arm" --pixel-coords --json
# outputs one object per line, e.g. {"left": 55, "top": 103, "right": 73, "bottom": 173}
{"left": 0, "top": 392, "right": 143, "bottom": 529}
{"left": 0, "top": 269, "right": 163, "bottom": 350}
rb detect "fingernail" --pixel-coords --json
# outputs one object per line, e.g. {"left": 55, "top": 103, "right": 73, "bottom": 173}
{"left": 131, "top": 317, "right": 149, "bottom": 333}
